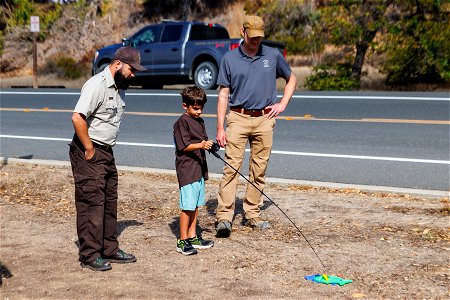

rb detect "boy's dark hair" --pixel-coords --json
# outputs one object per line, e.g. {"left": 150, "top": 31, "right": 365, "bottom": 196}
{"left": 181, "top": 86, "right": 207, "bottom": 107}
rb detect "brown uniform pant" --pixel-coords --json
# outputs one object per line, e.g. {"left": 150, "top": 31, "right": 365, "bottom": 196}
{"left": 216, "top": 111, "right": 276, "bottom": 222}
{"left": 69, "top": 137, "right": 119, "bottom": 263}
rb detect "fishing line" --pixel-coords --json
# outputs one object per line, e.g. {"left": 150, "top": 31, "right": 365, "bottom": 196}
{"left": 209, "top": 143, "right": 326, "bottom": 268}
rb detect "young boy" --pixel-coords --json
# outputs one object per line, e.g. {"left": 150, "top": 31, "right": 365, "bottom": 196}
{"left": 173, "top": 86, "right": 215, "bottom": 255}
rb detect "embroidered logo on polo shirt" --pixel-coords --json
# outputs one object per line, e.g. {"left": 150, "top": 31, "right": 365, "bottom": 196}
{"left": 263, "top": 59, "right": 270, "bottom": 68}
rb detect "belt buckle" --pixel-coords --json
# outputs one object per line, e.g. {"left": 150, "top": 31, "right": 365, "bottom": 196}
{"left": 249, "top": 109, "right": 261, "bottom": 117}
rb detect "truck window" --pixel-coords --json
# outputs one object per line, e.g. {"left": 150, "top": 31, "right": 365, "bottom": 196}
{"left": 131, "top": 26, "right": 162, "bottom": 47}
{"left": 161, "top": 25, "right": 183, "bottom": 42}
{"left": 189, "top": 24, "right": 230, "bottom": 40}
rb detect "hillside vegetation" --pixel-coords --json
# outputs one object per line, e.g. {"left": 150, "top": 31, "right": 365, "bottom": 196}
{"left": 1, "top": 0, "right": 449, "bottom": 91}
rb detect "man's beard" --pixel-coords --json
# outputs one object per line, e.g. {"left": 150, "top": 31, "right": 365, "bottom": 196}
{"left": 114, "top": 68, "right": 130, "bottom": 90}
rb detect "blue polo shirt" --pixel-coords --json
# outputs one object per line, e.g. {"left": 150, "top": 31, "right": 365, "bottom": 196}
{"left": 217, "top": 43, "right": 291, "bottom": 110}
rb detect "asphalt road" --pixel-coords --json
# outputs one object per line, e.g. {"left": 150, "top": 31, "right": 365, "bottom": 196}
{"left": 1, "top": 89, "right": 449, "bottom": 192}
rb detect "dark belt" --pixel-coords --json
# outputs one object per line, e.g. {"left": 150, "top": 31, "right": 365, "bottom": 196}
{"left": 230, "top": 106, "right": 271, "bottom": 117}
{"left": 72, "top": 134, "right": 112, "bottom": 152}
{"left": 92, "top": 142, "right": 112, "bottom": 152}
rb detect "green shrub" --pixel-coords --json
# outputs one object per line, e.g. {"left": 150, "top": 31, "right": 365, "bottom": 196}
{"left": 305, "top": 63, "right": 359, "bottom": 91}
{"left": 4, "top": 0, "right": 62, "bottom": 41}
{"left": 40, "top": 3, "right": 62, "bottom": 31}
{"left": 5, "top": 0, "right": 37, "bottom": 28}
{"left": 41, "top": 55, "right": 86, "bottom": 79}
{"left": 99, "top": 0, "right": 112, "bottom": 17}
{"left": 56, "top": 56, "right": 83, "bottom": 79}
{"left": 382, "top": 12, "right": 450, "bottom": 85}
{"left": 244, "top": 0, "right": 325, "bottom": 55}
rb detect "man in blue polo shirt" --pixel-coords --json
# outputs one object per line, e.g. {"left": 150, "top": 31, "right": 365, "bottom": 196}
{"left": 215, "top": 15, "right": 298, "bottom": 237}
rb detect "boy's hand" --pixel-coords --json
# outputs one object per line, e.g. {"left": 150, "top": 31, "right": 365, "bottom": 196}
{"left": 202, "top": 140, "right": 214, "bottom": 150}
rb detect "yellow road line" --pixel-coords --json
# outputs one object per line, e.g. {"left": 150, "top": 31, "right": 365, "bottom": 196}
{"left": 1, "top": 107, "right": 449, "bottom": 125}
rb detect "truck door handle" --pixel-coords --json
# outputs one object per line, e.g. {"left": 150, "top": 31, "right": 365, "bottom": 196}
{"left": 144, "top": 49, "right": 151, "bottom": 53}
{"left": 171, "top": 48, "right": 178, "bottom": 52}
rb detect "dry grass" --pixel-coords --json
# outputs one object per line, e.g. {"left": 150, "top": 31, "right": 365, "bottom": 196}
{"left": 0, "top": 73, "right": 90, "bottom": 89}
{"left": 1, "top": 162, "right": 449, "bottom": 299}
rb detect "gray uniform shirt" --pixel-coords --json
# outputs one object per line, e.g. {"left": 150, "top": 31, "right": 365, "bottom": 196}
{"left": 217, "top": 43, "right": 292, "bottom": 110}
{"left": 74, "top": 68, "right": 125, "bottom": 146}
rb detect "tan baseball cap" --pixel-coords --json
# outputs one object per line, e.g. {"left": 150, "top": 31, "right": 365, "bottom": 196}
{"left": 113, "top": 46, "right": 147, "bottom": 71}
{"left": 243, "top": 15, "right": 265, "bottom": 38}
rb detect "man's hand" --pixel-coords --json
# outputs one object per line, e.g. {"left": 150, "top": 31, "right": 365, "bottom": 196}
{"left": 84, "top": 147, "right": 95, "bottom": 160}
{"left": 72, "top": 112, "right": 95, "bottom": 160}
{"left": 265, "top": 102, "right": 287, "bottom": 119}
{"left": 265, "top": 73, "right": 297, "bottom": 119}
{"left": 216, "top": 86, "right": 229, "bottom": 148}
{"left": 216, "top": 128, "right": 227, "bottom": 148}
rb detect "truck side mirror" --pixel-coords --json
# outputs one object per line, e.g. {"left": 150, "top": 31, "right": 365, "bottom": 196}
{"left": 122, "top": 38, "right": 130, "bottom": 46}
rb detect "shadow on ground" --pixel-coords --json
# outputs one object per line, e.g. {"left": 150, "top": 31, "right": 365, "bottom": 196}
{"left": 73, "top": 219, "right": 144, "bottom": 249}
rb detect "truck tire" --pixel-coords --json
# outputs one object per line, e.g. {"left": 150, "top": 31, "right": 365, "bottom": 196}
{"left": 95, "top": 62, "right": 109, "bottom": 75}
{"left": 194, "top": 61, "right": 218, "bottom": 90}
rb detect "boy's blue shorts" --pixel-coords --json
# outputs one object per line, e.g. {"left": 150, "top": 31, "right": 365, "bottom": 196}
{"left": 179, "top": 177, "right": 205, "bottom": 211}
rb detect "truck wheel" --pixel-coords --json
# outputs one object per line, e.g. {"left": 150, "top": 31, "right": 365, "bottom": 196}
{"left": 194, "top": 61, "right": 218, "bottom": 90}
{"left": 95, "top": 62, "right": 109, "bottom": 75}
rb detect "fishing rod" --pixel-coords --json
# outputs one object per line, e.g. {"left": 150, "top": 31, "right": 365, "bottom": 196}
{"left": 208, "top": 143, "right": 326, "bottom": 268}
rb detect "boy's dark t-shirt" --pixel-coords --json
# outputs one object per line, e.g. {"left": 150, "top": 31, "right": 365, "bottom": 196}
{"left": 173, "top": 113, "right": 209, "bottom": 188}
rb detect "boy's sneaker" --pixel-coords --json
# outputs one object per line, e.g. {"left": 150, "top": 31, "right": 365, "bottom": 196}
{"left": 215, "top": 220, "right": 232, "bottom": 238}
{"left": 188, "top": 236, "right": 214, "bottom": 249}
{"left": 243, "top": 217, "right": 271, "bottom": 229}
{"left": 176, "top": 239, "right": 198, "bottom": 255}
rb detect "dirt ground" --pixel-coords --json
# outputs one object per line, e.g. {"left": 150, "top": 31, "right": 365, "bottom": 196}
{"left": 0, "top": 162, "right": 448, "bottom": 299}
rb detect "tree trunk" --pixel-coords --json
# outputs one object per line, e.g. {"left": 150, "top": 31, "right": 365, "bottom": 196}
{"left": 180, "top": 0, "right": 192, "bottom": 20}
{"left": 351, "top": 29, "right": 377, "bottom": 84}
{"left": 351, "top": 0, "right": 394, "bottom": 87}
{"left": 352, "top": 44, "right": 367, "bottom": 83}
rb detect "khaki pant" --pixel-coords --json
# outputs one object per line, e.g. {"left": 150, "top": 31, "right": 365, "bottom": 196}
{"left": 216, "top": 111, "right": 276, "bottom": 222}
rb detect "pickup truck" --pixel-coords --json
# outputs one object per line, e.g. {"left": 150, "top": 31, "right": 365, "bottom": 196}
{"left": 92, "top": 20, "right": 285, "bottom": 89}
